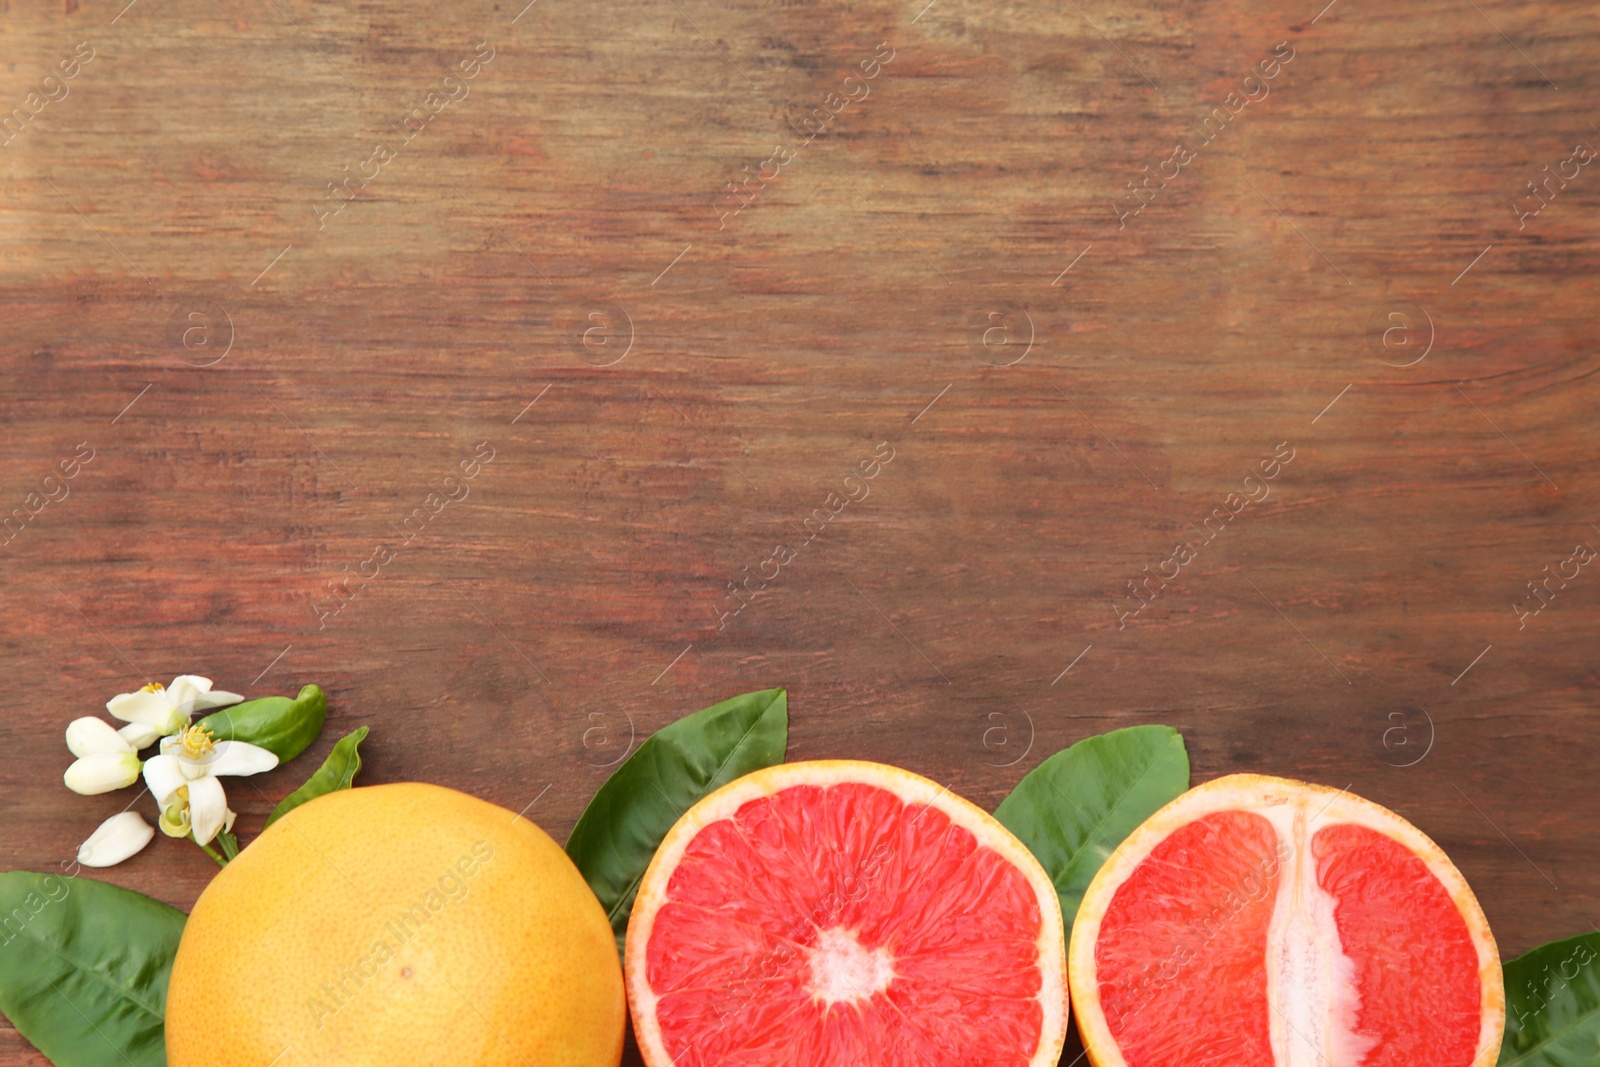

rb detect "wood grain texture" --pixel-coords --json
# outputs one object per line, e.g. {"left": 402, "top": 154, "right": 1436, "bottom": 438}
{"left": 2, "top": 0, "right": 1597, "bottom": 1063}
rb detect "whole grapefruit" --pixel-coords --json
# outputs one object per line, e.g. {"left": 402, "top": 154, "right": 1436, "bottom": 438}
{"left": 166, "top": 782, "right": 624, "bottom": 1067}
{"left": 625, "top": 759, "right": 1069, "bottom": 1067}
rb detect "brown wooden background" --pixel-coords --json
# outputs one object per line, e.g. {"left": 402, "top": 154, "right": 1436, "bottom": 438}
{"left": 2, "top": 0, "right": 1597, "bottom": 1062}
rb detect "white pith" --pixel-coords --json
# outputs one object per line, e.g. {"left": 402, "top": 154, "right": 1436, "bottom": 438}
{"left": 808, "top": 927, "right": 896, "bottom": 1005}
{"left": 1254, "top": 800, "right": 1376, "bottom": 1067}
{"left": 1069, "top": 774, "right": 1505, "bottom": 1067}
{"left": 626, "top": 760, "right": 1069, "bottom": 1067}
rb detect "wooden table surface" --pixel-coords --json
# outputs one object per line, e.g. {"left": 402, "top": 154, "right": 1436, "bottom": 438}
{"left": 2, "top": 0, "right": 1597, "bottom": 1063}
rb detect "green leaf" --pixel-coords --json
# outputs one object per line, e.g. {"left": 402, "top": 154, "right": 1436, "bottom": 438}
{"left": 0, "top": 871, "right": 185, "bottom": 1067}
{"left": 993, "top": 724, "right": 1189, "bottom": 936}
{"left": 195, "top": 683, "right": 326, "bottom": 762}
{"left": 1498, "top": 931, "right": 1600, "bottom": 1066}
{"left": 565, "top": 688, "right": 788, "bottom": 956}
{"left": 265, "top": 726, "right": 370, "bottom": 828}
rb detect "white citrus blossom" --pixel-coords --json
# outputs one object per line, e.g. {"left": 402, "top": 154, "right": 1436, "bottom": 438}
{"left": 78, "top": 811, "right": 156, "bottom": 867}
{"left": 143, "top": 723, "right": 277, "bottom": 846}
{"left": 63, "top": 717, "right": 143, "bottom": 795}
{"left": 107, "top": 675, "right": 243, "bottom": 740}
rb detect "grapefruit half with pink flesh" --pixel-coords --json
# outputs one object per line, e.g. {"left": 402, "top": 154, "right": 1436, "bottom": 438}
{"left": 1070, "top": 773, "right": 1504, "bottom": 1067}
{"left": 625, "top": 759, "right": 1069, "bottom": 1067}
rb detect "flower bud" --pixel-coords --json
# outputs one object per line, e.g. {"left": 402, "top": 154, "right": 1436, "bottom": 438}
{"left": 64, "top": 752, "right": 142, "bottom": 795}
{"left": 66, "top": 717, "right": 134, "bottom": 758}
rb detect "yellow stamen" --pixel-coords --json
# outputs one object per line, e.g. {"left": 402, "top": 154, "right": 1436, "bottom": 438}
{"left": 174, "top": 723, "right": 216, "bottom": 762}
{"left": 140, "top": 681, "right": 166, "bottom": 694}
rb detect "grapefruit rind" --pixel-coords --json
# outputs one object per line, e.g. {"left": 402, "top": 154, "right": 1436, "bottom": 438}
{"left": 1068, "top": 773, "right": 1505, "bottom": 1067}
{"left": 625, "top": 759, "right": 1069, "bottom": 1067}
{"left": 166, "top": 782, "right": 624, "bottom": 1067}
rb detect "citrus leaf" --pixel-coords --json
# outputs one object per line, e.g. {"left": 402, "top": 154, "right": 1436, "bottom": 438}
{"left": 195, "top": 683, "right": 326, "bottom": 762}
{"left": 0, "top": 871, "right": 185, "bottom": 1067}
{"left": 565, "top": 688, "right": 788, "bottom": 957}
{"left": 265, "top": 726, "right": 370, "bottom": 828}
{"left": 1498, "top": 931, "right": 1600, "bottom": 1066}
{"left": 993, "top": 724, "right": 1189, "bottom": 936}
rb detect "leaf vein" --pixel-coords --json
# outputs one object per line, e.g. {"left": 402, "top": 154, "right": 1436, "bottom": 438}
{"left": 10, "top": 923, "right": 171, "bottom": 1022}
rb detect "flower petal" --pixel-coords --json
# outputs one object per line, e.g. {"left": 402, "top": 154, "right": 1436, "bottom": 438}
{"left": 187, "top": 775, "right": 228, "bottom": 846}
{"left": 165, "top": 674, "right": 206, "bottom": 696}
{"left": 64, "top": 753, "right": 141, "bottom": 795}
{"left": 167, "top": 676, "right": 243, "bottom": 714}
{"left": 210, "top": 740, "right": 279, "bottom": 777}
{"left": 107, "top": 690, "right": 184, "bottom": 735}
{"left": 142, "top": 754, "right": 187, "bottom": 806}
{"left": 164, "top": 675, "right": 204, "bottom": 707}
{"left": 118, "top": 722, "right": 162, "bottom": 750}
{"left": 66, "top": 717, "right": 133, "bottom": 758}
{"left": 78, "top": 812, "right": 155, "bottom": 868}
{"left": 191, "top": 688, "right": 244, "bottom": 712}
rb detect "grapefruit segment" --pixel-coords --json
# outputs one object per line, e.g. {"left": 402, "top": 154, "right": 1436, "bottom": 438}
{"left": 626, "top": 760, "right": 1068, "bottom": 1067}
{"left": 1312, "top": 823, "right": 1485, "bottom": 1067}
{"left": 1092, "top": 810, "right": 1281, "bottom": 1065}
{"left": 1070, "top": 774, "right": 1504, "bottom": 1067}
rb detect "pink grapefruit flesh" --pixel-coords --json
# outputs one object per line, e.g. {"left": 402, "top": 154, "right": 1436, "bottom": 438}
{"left": 625, "top": 760, "right": 1068, "bottom": 1067}
{"left": 1070, "top": 773, "right": 1504, "bottom": 1067}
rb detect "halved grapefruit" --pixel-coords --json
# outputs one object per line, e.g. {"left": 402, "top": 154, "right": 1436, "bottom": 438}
{"left": 625, "top": 759, "right": 1068, "bottom": 1067}
{"left": 1070, "top": 773, "right": 1504, "bottom": 1067}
